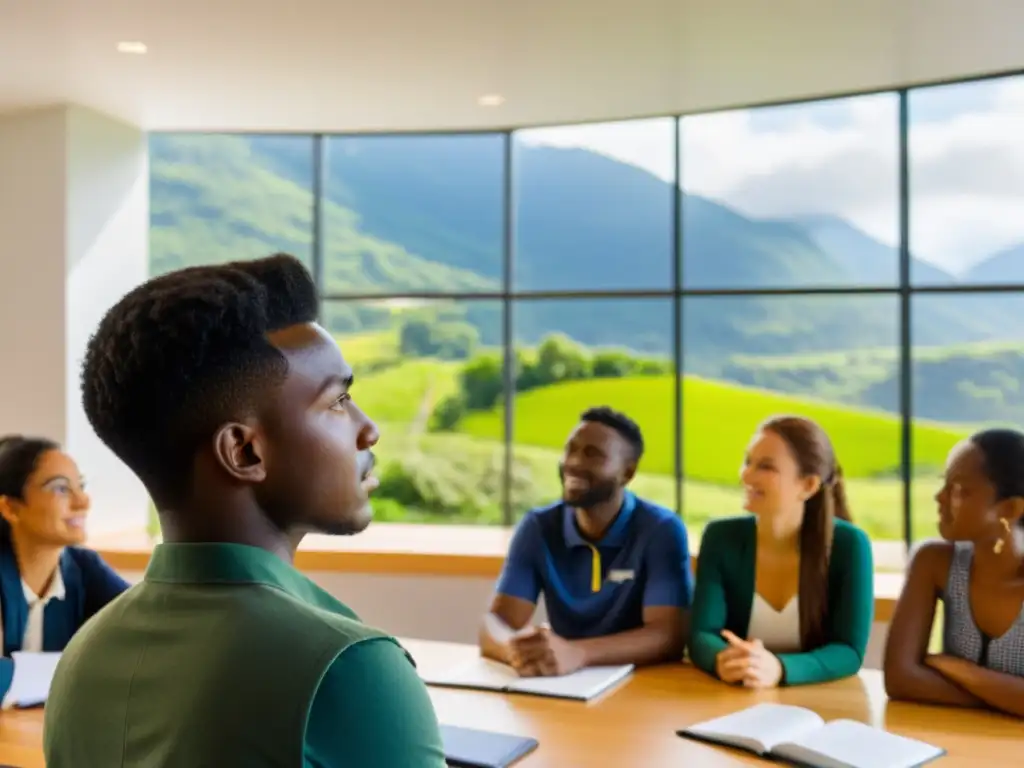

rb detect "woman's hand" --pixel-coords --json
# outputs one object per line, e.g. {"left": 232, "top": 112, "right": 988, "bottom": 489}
{"left": 715, "top": 643, "right": 749, "bottom": 684}
{"left": 718, "top": 630, "right": 784, "bottom": 689}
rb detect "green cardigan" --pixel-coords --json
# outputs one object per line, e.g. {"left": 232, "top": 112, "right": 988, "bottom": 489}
{"left": 689, "top": 515, "right": 874, "bottom": 686}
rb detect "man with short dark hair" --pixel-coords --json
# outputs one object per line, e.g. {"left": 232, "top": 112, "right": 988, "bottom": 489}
{"left": 44, "top": 254, "right": 445, "bottom": 766}
{"left": 480, "top": 406, "right": 693, "bottom": 676}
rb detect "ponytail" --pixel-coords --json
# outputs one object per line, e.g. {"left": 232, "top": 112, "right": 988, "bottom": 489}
{"left": 798, "top": 464, "right": 852, "bottom": 649}
{"left": 830, "top": 465, "right": 852, "bottom": 522}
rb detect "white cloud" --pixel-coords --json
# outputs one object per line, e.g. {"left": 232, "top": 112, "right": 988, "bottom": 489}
{"left": 908, "top": 79, "right": 1024, "bottom": 271}
{"left": 519, "top": 77, "right": 1024, "bottom": 274}
{"left": 518, "top": 118, "right": 676, "bottom": 182}
{"left": 681, "top": 95, "right": 899, "bottom": 250}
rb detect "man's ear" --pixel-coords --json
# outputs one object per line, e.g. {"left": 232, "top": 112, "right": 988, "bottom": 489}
{"left": 212, "top": 422, "right": 267, "bottom": 484}
{"left": 0, "top": 496, "right": 17, "bottom": 527}
{"left": 623, "top": 461, "right": 637, "bottom": 485}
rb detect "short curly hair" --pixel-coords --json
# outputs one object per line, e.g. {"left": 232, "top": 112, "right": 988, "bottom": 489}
{"left": 82, "top": 253, "right": 319, "bottom": 505}
{"left": 580, "top": 406, "right": 644, "bottom": 461}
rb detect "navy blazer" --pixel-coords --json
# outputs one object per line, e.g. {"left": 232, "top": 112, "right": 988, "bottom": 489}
{"left": 0, "top": 539, "right": 129, "bottom": 700}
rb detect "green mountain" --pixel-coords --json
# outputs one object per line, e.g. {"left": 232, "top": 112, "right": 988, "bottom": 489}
{"left": 149, "top": 134, "right": 495, "bottom": 295}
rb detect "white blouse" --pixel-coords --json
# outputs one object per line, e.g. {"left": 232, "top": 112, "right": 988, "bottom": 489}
{"left": 0, "top": 567, "right": 66, "bottom": 653}
{"left": 747, "top": 594, "right": 801, "bottom": 654}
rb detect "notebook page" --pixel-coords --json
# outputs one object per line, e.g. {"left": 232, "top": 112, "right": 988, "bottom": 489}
{"left": 419, "top": 656, "right": 520, "bottom": 691}
{"left": 508, "top": 664, "right": 633, "bottom": 700}
{"left": 773, "top": 719, "right": 945, "bottom": 768}
{"left": 2, "top": 652, "right": 61, "bottom": 709}
{"left": 686, "top": 703, "right": 825, "bottom": 754}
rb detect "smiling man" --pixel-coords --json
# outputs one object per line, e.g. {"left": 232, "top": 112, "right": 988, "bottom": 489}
{"left": 479, "top": 407, "right": 693, "bottom": 676}
{"left": 43, "top": 255, "right": 445, "bottom": 767}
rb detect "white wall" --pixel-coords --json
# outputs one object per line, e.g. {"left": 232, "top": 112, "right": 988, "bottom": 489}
{"left": 0, "top": 109, "right": 70, "bottom": 443}
{"left": 0, "top": 105, "right": 150, "bottom": 534}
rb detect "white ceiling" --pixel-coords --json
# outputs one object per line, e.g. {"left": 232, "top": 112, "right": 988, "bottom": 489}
{"left": 1, "top": 0, "right": 1022, "bottom": 133}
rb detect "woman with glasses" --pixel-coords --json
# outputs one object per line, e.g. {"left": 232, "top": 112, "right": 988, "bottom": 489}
{"left": 0, "top": 435, "right": 128, "bottom": 705}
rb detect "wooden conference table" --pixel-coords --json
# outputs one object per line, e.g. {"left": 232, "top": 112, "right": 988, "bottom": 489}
{"left": 0, "top": 638, "right": 1019, "bottom": 767}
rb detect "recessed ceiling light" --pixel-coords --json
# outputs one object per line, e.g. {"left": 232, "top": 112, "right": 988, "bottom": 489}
{"left": 477, "top": 94, "right": 505, "bottom": 107}
{"left": 117, "top": 41, "right": 148, "bottom": 54}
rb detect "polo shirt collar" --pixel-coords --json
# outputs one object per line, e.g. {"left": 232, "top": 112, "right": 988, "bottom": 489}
{"left": 563, "top": 490, "right": 636, "bottom": 549}
{"left": 145, "top": 542, "right": 313, "bottom": 600}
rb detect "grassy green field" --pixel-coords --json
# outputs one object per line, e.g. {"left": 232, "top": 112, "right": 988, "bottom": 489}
{"left": 339, "top": 330, "right": 399, "bottom": 370}
{"left": 344, "top": 330, "right": 966, "bottom": 546}
{"left": 460, "top": 376, "right": 965, "bottom": 482}
{"left": 355, "top": 359, "right": 461, "bottom": 423}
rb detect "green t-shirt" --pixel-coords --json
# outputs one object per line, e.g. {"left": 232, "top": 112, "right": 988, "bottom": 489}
{"left": 44, "top": 542, "right": 445, "bottom": 767}
{"left": 305, "top": 639, "right": 442, "bottom": 766}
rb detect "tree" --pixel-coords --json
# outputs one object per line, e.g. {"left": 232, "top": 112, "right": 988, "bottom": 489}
{"left": 429, "top": 394, "right": 466, "bottom": 431}
{"left": 535, "top": 334, "right": 591, "bottom": 384}
{"left": 430, "top": 322, "right": 479, "bottom": 360}
{"left": 592, "top": 350, "right": 636, "bottom": 378}
{"left": 399, "top": 318, "right": 434, "bottom": 357}
{"left": 399, "top": 317, "right": 479, "bottom": 360}
{"left": 460, "top": 353, "right": 504, "bottom": 410}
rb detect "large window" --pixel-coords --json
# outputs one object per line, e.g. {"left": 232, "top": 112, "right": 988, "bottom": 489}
{"left": 147, "top": 71, "right": 1024, "bottom": 555}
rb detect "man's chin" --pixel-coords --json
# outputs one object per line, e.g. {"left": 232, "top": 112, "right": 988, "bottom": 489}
{"left": 319, "top": 503, "right": 373, "bottom": 537}
{"left": 563, "top": 491, "right": 597, "bottom": 509}
{"left": 562, "top": 491, "right": 583, "bottom": 506}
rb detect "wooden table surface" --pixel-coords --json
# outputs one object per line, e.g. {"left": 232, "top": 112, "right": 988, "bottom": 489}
{"left": 403, "top": 638, "right": 1021, "bottom": 767}
{"left": 0, "top": 638, "right": 1019, "bottom": 767}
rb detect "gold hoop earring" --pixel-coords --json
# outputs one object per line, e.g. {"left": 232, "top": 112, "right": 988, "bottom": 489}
{"left": 993, "top": 517, "right": 1012, "bottom": 554}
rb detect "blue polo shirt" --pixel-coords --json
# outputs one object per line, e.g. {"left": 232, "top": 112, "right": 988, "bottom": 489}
{"left": 495, "top": 492, "right": 694, "bottom": 639}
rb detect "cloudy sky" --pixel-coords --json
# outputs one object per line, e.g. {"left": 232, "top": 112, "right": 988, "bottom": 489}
{"left": 518, "top": 75, "right": 1024, "bottom": 275}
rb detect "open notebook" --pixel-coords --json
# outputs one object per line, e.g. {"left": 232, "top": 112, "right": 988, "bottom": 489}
{"left": 1, "top": 651, "right": 61, "bottom": 709}
{"left": 678, "top": 703, "right": 945, "bottom": 768}
{"left": 441, "top": 725, "right": 538, "bottom": 768}
{"left": 420, "top": 656, "right": 633, "bottom": 702}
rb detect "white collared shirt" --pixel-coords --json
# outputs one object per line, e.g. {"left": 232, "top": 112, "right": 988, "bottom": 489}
{"left": 0, "top": 568, "right": 66, "bottom": 652}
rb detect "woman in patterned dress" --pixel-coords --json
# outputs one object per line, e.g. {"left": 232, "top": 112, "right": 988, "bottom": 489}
{"left": 884, "top": 428, "right": 1024, "bottom": 718}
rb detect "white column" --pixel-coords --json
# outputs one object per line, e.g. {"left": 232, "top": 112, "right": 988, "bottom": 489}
{"left": 0, "top": 105, "right": 150, "bottom": 536}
